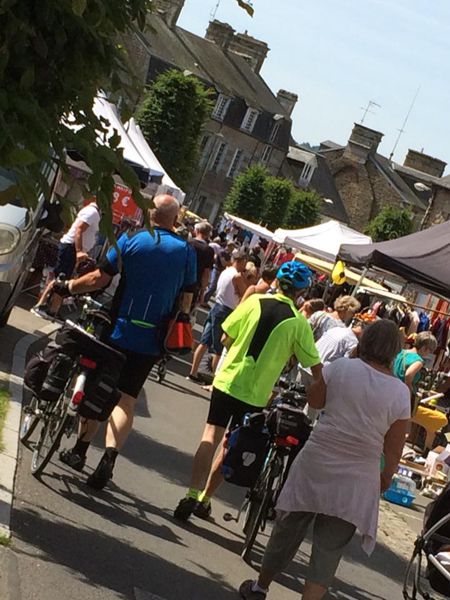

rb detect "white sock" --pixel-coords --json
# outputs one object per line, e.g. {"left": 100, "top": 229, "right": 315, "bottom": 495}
{"left": 251, "top": 581, "right": 268, "bottom": 594}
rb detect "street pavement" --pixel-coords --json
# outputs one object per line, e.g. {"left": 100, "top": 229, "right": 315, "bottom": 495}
{"left": 1, "top": 304, "right": 417, "bottom": 600}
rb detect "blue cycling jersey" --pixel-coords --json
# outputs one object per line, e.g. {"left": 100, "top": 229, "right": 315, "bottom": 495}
{"left": 105, "top": 227, "right": 197, "bottom": 355}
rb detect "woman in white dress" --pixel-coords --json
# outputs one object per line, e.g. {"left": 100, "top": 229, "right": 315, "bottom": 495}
{"left": 240, "top": 319, "right": 411, "bottom": 600}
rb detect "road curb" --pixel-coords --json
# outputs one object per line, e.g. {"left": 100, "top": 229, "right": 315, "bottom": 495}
{"left": 0, "top": 322, "right": 59, "bottom": 538}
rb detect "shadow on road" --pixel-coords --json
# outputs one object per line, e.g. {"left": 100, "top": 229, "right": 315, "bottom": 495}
{"left": 12, "top": 504, "right": 238, "bottom": 599}
{"left": 122, "top": 428, "right": 246, "bottom": 509}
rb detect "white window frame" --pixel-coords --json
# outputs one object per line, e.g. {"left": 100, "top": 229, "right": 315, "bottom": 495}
{"left": 299, "top": 162, "right": 314, "bottom": 184}
{"left": 199, "top": 134, "right": 212, "bottom": 165}
{"left": 227, "top": 149, "right": 244, "bottom": 178}
{"left": 241, "top": 107, "right": 259, "bottom": 133}
{"left": 212, "top": 94, "right": 230, "bottom": 121}
{"left": 261, "top": 144, "right": 272, "bottom": 164}
{"left": 210, "top": 142, "right": 228, "bottom": 172}
{"left": 269, "top": 122, "right": 281, "bottom": 144}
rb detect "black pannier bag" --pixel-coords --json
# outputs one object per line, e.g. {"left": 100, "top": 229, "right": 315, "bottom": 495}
{"left": 222, "top": 417, "right": 270, "bottom": 487}
{"left": 24, "top": 341, "right": 72, "bottom": 397}
{"left": 24, "top": 323, "right": 125, "bottom": 420}
{"left": 78, "top": 368, "right": 122, "bottom": 421}
{"left": 40, "top": 353, "right": 74, "bottom": 402}
{"left": 57, "top": 323, "right": 126, "bottom": 422}
{"left": 266, "top": 403, "right": 312, "bottom": 445}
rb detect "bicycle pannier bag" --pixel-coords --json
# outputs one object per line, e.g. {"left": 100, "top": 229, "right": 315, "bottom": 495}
{"left": 222, "top": 423, "right": 270, "bottom": 487}
{"left": 78, "top": 368, "right": 121, "bottom": 421}
{"left": 24, "top": 342, "right": 67, "bottom": 396}
{"left": 40, "top": 353, "right": 74, "bottom": 402}
{"left": 266, "top": 404, "right": 312, "bottom": 445}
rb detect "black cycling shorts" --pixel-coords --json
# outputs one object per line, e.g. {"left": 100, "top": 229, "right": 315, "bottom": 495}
{"left": 112, "top": 346, "right": 159, "bottom": 398}
{"left": 207, "top": 387, "right": 262, "bottom": 429}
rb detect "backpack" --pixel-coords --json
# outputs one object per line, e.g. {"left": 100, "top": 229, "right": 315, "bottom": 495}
{"left": 221, "top": 419, "right": 270, "bottom": 487}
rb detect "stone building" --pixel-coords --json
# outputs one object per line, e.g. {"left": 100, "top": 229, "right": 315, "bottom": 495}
{"left": 125, "top": 0, "right": 297, "bottom": 222}
{"left": 283, "top": 122, "right": 450, "bottom": 232}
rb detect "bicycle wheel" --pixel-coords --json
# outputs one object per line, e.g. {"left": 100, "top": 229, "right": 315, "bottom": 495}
{"left": 241, "top": 457, "right": 279, "bottom": 562}
{"left": 31, "top": 392, "right": 75, "bottom": 477}
{"left": 20, "top": 396, "right": 41, "bottom": 443}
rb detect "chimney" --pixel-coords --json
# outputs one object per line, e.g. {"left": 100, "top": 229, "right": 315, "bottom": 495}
{"left": 404, "top": 149, "right": 447, "bottom": 178}
{"left": 153, "top": 0, "right": 185, "bottom": 28}
{"left": 228, "top": 31, "right": 269, "bottom": 73}
{"left": 344, "top": 123, "right": 384, "bottom": 164}
{"left": 276, "top": 89, "right": 298, "bottom": 117}
{"left": 205, "top": 20, "right": 235, "bottom": 51}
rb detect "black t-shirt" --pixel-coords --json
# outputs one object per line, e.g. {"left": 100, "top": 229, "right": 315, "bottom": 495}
{"left": 190, "top": 238, "right": 215, "bottom": 285}
{"left": 215, "top": 249, "right": 231, "bottom": 272}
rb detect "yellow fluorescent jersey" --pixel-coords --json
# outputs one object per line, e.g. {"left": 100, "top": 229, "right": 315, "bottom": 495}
{"left": 213, "top": 293, "right": 320, "bottom": 407}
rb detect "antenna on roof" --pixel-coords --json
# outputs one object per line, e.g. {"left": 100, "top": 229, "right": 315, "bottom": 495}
{"left": 210, "top": 0, "right": 221, "bottom": 20}
{"left": 389, "top": 86, "right": 421, "bottom": 161}
{"left": 360, "top": 100, "right": 381, "bottom": 124}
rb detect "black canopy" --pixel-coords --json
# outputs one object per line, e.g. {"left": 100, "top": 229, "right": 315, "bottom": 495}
{"left": 339, "top": 220, "right": 450, "bottom": 299}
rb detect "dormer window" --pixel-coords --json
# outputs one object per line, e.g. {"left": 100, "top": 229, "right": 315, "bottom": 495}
{"left": 212, "top": 94, "right": 230, "bottom": 121}
{"left": 269, "top": 122, "right": 281, "bottom": 144}
{"left": 241, "top": 107, "right": 259, "bottom": 133}
{"left": 261, "top": 145, "right": 272, "bottom": 164}
{"left": 299, "top": 162, "right": 315, "bottom": 185}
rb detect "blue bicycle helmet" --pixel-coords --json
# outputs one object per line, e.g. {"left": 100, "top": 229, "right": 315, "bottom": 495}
{"left": 276, "top": 260, "right": 313, "bottom": 290}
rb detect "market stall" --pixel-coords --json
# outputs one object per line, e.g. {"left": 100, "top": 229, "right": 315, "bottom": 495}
{"left": 273, "top": 220, "right": 372, "bottom": 262}
{"left": 339, "top": 220, "right": 450, "bottom": 300}
{"left": 224, "top": 213, "right": 274, "bottom": 241}
{"left": 294, "top": 251, "right": 407, "bottom": 301}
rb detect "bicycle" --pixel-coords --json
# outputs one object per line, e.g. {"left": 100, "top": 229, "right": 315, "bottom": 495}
{"left": 23, "top": 295, "right": 124, "bottom": 478}
{"left": 223, "top": 384, "right": 311, "bottom": 563}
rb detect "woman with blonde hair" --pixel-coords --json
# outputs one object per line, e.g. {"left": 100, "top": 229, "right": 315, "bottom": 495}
{"left": 240, "top": 320, "right": 410, "bottom": 600}
{"left": 308, "top": 295, "right": 361, "bottom": 341}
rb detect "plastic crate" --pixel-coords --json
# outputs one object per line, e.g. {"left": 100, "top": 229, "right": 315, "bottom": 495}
{"left": 383, "top": 488, "right": 415, "bottom": 507}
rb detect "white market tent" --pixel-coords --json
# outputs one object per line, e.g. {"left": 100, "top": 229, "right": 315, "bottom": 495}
{"left": 224, "top": 213, "right": 274, "bottom": 240}
{"left": 273, "top": 220, "right": 372, "bottom": 262}
{"left": 91, "top": 97, "right": 185, "bottom": 202}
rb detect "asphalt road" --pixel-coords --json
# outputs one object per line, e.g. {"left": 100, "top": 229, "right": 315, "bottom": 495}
{"left": 3, "top": 306, "right": 416, "bottom": 600}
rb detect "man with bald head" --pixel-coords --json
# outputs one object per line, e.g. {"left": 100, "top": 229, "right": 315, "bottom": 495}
{"left": 55, "top": 194, "right": 197, "bottom": 489}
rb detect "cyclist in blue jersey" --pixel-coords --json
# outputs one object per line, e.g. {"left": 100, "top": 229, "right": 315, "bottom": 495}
{"left": 55, "top": 194, "right": 197, "bottom": 489}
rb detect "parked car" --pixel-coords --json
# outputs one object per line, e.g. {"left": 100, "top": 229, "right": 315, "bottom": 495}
{"left": 0, "top": 163, "right": 60, "bottom": 326}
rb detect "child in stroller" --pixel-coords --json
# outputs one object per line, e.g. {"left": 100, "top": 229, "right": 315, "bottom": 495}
{"left": 404, "top": 482, "right": 450, "bottom": 598}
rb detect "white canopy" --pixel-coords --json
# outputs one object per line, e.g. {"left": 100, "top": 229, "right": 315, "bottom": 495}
{"left": 273, "top": 220, "right": 372, "bottom": 262}
{"left": 92, "top": 97, "right": 185, "bottom": 201}
{"left": 225, "top": 213, "right": 274, "bottom": 240}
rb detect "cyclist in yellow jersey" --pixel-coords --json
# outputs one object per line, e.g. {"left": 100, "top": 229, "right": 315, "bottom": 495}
{"left": 175, "top": 261, "right": 323, "bottom": 522}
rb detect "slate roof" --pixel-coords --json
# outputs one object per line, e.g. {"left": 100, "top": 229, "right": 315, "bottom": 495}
{"left": 371, "top": 154, "right": 427, "bottom": 210}
{"left": 286, "top": 145, "right": 349, "bottom": 224}
{"left": 393, "top": 162, "right": 450, "bottom": 191}
{"left": 141, "top": 14, "right": 290, "bottom": 118}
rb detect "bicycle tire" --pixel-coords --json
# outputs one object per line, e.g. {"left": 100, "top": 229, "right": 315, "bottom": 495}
{"left": 241, "top": 460, "right": 278, "bottom": 562}
{"left": 20, "top": 396, "right": 40, "bottom": 443}
{"left": 31, "top": 394, "right": 73, "bottom": 477}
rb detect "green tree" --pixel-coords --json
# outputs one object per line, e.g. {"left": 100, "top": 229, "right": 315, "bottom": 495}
{"left": 284, "top": 189, "right": 321, "bottom": 228}
{"left": 136, "top": 70, "right": 213, "bottom": 188}
{"left": 224, "top": 164, "right": 268, "bottom": 222}
{"left": 0, "top": 1, "right": 151, "bottom": 238}
{"left": 262, "top": 177, "right": 293, "bottom": 230}
{"left": 365, "top": 205, "right": 414, "bottom": 241}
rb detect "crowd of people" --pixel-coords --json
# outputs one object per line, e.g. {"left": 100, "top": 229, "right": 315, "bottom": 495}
{"left": 30, "top": 196, "right": 442, "bottom": 600}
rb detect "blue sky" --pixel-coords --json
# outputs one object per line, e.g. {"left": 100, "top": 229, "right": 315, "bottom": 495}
{"left": 178, "top": 0, "right": 449, "bottom": 171}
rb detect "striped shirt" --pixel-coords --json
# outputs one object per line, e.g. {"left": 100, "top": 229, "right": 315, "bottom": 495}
{"left": 316, "top": 326, "right": 358, "bottom": 365}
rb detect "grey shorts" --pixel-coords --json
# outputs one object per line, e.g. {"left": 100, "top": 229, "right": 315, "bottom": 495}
{"left": 262, "top": 511, "right": 356, "bottom": 588}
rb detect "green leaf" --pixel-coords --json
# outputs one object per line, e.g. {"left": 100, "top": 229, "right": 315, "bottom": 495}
{"left": 72, "top": 0, "right": 87, "bottom": 16}
{"left": 7, "top": 148, "right": 37, "bottom": 167}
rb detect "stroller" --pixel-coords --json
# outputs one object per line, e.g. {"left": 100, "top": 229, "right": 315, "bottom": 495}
{"left": 404, "top": 483, "right": 450, "bottom": 599}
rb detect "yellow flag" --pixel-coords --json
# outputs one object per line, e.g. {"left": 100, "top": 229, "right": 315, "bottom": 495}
{"left": 235, "top": 0, "right": 254, "bottom": 17}
{"left": 332, "top": 260, "right": 347, "bottom": 285}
